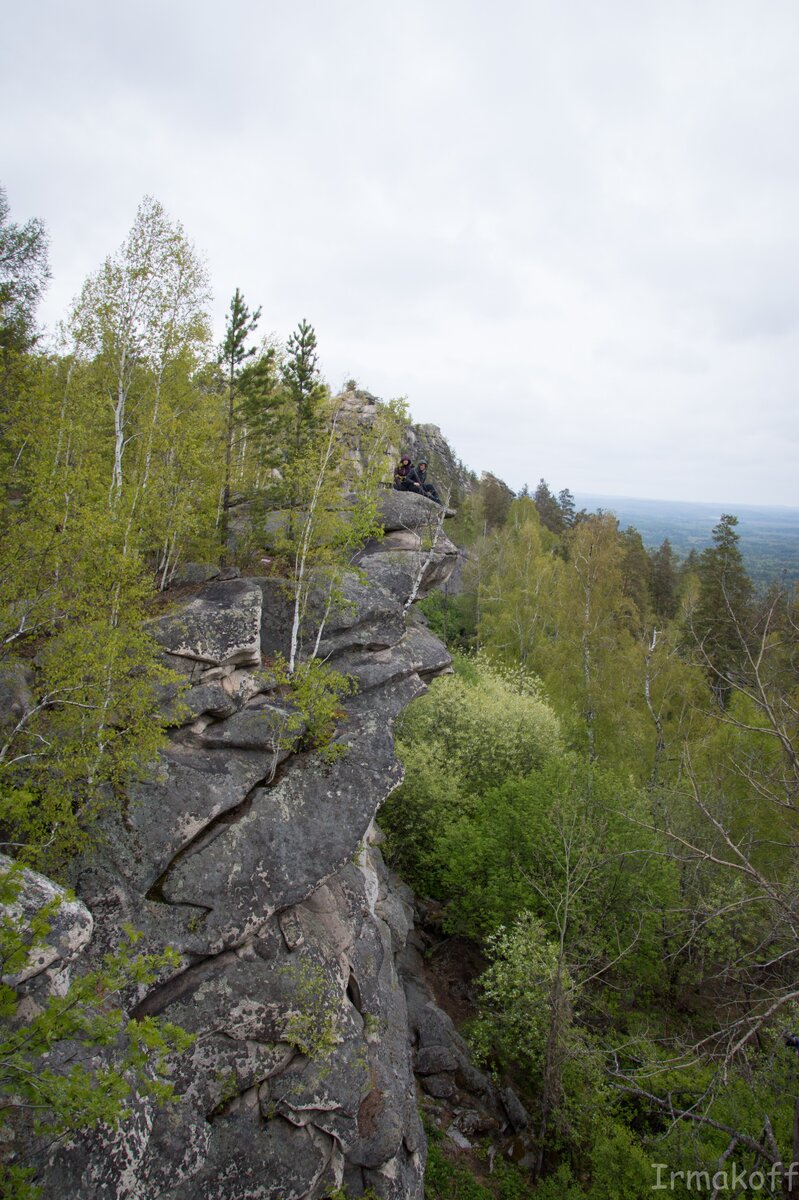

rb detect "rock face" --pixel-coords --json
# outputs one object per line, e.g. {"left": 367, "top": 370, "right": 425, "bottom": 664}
{"left": 3, "top": 496, "right": 506, "bottom": 1199}
{"left": 336, "top": 385, "right": 478, "bottom": 505}
{"left": 0, "top": 854, "right": 93, "bottom": 988}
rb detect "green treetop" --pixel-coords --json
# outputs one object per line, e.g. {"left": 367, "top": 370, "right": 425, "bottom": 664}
{"left": 691, "top": 513, "right": 754, "bottom": 706}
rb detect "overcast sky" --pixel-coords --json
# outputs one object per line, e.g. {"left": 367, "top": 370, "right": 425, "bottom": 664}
{"left": 3, "top": 0, "right": 798, "bottom": 506}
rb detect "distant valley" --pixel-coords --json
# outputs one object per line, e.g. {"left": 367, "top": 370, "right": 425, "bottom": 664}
{"left": 573, "top": 493, "right": 799, "bottom": 588}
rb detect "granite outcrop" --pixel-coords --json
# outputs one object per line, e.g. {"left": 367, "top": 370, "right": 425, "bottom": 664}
{"left": 2, "top": 490, "right": 523, "bottom": 1199}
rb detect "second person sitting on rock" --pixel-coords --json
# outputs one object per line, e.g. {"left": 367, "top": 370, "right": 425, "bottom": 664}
{"left": 409, "top": 460, "right": 441, "bottom": 505}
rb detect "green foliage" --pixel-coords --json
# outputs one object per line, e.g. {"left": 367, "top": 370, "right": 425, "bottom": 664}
{"left": 531, "top": 1122, "right": 653, "bottom": 1200}
{"left": 274, "top": 390, "right": 401, "bottom": 671}
{"left": 220, "top": 287, "right": 261, "bottom": 559}
{"left": 325, "top": 1187, "right": 381, "bottom": 1200}
{"left": 280, "top": 956, "right": 340, "bottom": 1060}
{"left": 474, "top": 498, "right": 562, "bottom": 668}
{"left": 0, "top": 869, "right": 192, "bottom": 1198}
{"left": 472, "top": 504, "right": 710, "bottom": 783}
{"left": 270, "top": 653, "right": 356, "bottom": 762}
{"left": 382, "top": 653, "right": 562, "bottom": 896}
{"left": 424, "top": 1137, "right": 533, "bottom": 1199}
{"left": 470, "top": 913, "right": 574, "bottom": 1078}
{"left": 0, "top": 544, "right": 178, "bottom": 869}
{"left": 417, "top": 588, "right": 478, "bottom": 651}
{"left": 437, "top": 757, "right": 672, "bottom": 970}
{"left": 649, "top": 537, "right": 679, "bottom": 619}
{"left": 534, "top": 478, "right": 566, "bottom": 536}
{"left": 688, "top": 514, "right": 754, "bottom": 705}
{"left": 0, "top": 184, "right": 49, "bottom": 358}
{"left": 398, "top": 653, "right": 562, "bottom": 793}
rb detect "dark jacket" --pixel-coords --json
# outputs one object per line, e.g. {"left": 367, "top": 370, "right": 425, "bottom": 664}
{"left": 394, "top": 460, "right": 416, "bottom": 489}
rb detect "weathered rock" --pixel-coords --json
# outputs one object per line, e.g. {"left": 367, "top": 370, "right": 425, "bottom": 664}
{"left": 159, "top": 680, "right": 240, "bottom": 725}
{"left": 377, "top": 489, "right": 448, "bottom": 533}
{"left": 160, "top": 677, "right": 423, "bottom": 953}
{"left": 330, "top": 622, "right": 452, "bottom": 695}
{"left": 198, "top": 701, "right": 298, "bottom": 751}
{"left": 398, "top": 907, "right": 531, "bottom": 1157}
{"left": 447, "top": 1124, "right": 473, "bottom": 1150}
{"left": 18, "top": 504, "right": 476, "bottom": 1199}
{"left": 168, "top": 562, "right": 221, "bottom": 586}
{"left": 267, "top": 1005, "right": 371, "bottom": 1149}
{"left": 356, "top": 527, "right": 459, "bottom": 603}
{"left": 0, "top": 854, "right": 93, "bottom": 986}
{"left": 150, "top": 579, "right": 263, "bottom": 668}
{"left": 421, "top": 1073, "right": 457, "bottom": 1100}
{"left": 170, "top": 1105, "right": 336, "bottom": 1200}
{"left": 396, "top": 420, "right": 478, "bottom": 504}
{"left": 119, "top": 741, "right": 288, "bottom": 900}
{"left": 256, "top": 572, "right": 407, "bottom": 666}
{"left": 0, "top": 661, "right": 33, "bottom": 734}
{"left": 501, "top": 1087, "right": 531, "bottom": 1132}
{"left": 415, "top": 1045, "right": 458, "bottom": 1076}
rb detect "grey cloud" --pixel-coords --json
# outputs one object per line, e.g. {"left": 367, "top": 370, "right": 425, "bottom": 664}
{"left": 2, "top": 0, "right": 798, "bottom": 504}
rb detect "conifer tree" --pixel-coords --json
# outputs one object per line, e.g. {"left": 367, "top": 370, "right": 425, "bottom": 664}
{"left": 691, "top": 514, "right": 754, "bottom": 706}
{"left": 219, "top": 288, "right": 260, "bottom": 559}
{"left": 533, "top": 478, "right": 564, "bottom": 535}
{"left": 557, "top": 487, "right": 577, "bottom": 528}
{"left": 649, "top": 537, "right": 678, "bottom": 619}
{"left": 281, "top": 319, "right": 327, "bottom": 490}
{"left": 0, "top": 185, "right": 49, "bottom": 358}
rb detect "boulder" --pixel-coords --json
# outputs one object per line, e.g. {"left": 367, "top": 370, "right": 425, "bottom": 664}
{"left": 378, "top": 489, "right": 449, "bottom": 532}
{"left": 150, "top": 579, "right": 263, "bottom": 669}
{"left": 356, "top": 528, "right": 459, "bottom": 603}
{"left": 167, "top": 563, "right": 220, "bottom": 586}
{"left": 0, "top": 854, "right": 93, "bottom": 985}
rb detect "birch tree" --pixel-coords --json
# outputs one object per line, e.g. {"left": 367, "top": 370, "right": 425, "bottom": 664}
{"left": 69, "top": 196, "right": 210, "bottom": 511}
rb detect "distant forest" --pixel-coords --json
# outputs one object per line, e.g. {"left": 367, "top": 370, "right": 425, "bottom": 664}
{"left": 574, "top": 492, "right": 799, "bottom": 588}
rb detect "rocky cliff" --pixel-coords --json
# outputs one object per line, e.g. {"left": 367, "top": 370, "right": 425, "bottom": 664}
{"left": 4, "top": 490, "right": 526, "bottom": 1199}
{"left": 338, "top": 386, "right": 479, "bottom": 506}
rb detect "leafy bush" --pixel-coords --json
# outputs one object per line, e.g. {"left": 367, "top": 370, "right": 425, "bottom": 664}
{"left": 437, "top": 755, "right": 673, "bottom": 969}
{"left": 397, "top": 653, "right": 562, "bottom": 793}
{"left": 381, "top": 653, "right": 562, "bottom": 895}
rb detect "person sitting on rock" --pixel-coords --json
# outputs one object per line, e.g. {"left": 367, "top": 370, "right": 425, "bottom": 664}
{"left": 393, "top": 455, "right": 421, "bottom": 492}
{"left": 409, "top": 460, "right": 441, "bottom": 504}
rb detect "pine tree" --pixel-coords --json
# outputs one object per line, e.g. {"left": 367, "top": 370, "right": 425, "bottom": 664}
{"left": 533, "top": 478, "right": 564, "bottom": 535}
{"left": 649, "top": 537, "right": 678, "bottom": 620}
{"left": 557, "top": 487, "right": 577, "bottom": 529}
{"left": 0, "top": 185, "right": 49, "bottom": 358}
{"left": 219, "top": 289, "right": 260, "bottom": 560}
{"left": 691, "top": 514, "right": 754, "bottom": 706}
{"left": 282, "top": 319, "right": 326, "bottom": 472}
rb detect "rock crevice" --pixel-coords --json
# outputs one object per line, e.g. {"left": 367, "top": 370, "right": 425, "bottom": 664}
{"left": 4, "top": 493, "right": 518, "bottom": 1200}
